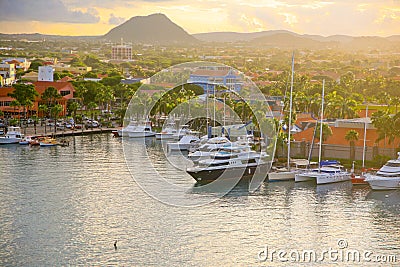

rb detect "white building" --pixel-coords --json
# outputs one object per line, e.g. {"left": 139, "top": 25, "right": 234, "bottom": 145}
{"left": 38, "top": 66, "right": 54, "bottom": 82}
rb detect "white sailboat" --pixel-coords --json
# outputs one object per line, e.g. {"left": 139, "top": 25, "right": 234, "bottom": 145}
{"left": 269, "top": 53, "right": 300, "bottom": 181}
{"left": 295, "top": 80, "right": 351, "bottom": 184}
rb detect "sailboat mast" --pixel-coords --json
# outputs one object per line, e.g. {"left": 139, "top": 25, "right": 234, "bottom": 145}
{"left": 287, "top": 52, "right": 295, "bottom": 170}
{"left": 318, "top": 79, "right": 325, "bottom": 172}
{"left": 362, "top": 105, "right": 368, "bottom": 169}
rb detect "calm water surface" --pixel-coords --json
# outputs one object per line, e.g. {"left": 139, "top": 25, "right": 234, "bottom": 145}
{"left": 0, "top": 134, "right": 399, "bottom": 266}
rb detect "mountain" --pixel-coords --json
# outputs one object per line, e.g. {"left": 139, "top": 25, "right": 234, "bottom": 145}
{"left": 103, "top": 13, "right": 199, "bottom": 45}
{"left": 192, "top": 30, "right": 298, "bottom": 42}
{"left": 251, "top": 32, "right": 332, "bottom": 49}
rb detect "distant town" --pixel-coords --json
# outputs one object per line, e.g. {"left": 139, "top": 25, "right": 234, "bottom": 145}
{"left": 1, "top": 14, "right": 400, "bottom": 167}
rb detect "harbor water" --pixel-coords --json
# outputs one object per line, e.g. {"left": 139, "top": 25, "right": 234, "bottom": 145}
{"left": 0, "top": 133, "right": 399, "bottom": 266}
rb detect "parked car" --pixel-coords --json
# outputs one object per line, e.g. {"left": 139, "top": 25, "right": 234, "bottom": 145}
{"left": 85, "top": 120, "right": 100, "bottom": 129}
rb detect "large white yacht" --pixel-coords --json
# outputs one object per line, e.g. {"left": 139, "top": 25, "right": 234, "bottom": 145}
{"left": 0, "top": 126, "right": 24, "bottom": 144}
{"left": 186, "top": 145, "right": 269, "bottom": 182}
{"left": 364, "top": 152, "right": 400, "bottom": 190}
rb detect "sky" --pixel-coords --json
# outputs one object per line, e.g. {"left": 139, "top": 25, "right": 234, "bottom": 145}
{"left": 0, "top": 0, "right": 399, "bottom": 37}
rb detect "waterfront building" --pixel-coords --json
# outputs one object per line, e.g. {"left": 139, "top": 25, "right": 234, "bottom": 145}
{"left": 0, "top": 81, "right": 75, "bottom": 117}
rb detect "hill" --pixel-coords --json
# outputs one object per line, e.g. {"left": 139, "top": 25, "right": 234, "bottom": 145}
{"left": 103, "top": 13, "right": 199, "bottom": 45}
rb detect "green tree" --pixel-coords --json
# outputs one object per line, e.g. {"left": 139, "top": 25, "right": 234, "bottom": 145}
{"left": 67, "top": 101, "right": 80, "bottom": 128}
{"left": 315, "top": 123, "right": 333, "bottom": 142}
{"left": 7, "top": 83, "right": 39, "bottom": 120}
{"left": 371, "top": 110, "right": 392, "bottom": 148}
{"left": 345, "top": 129, "right": 359, "bottom": 160}
{"left": 87, "top": 102, "right": 97, "bottom": 120}
{"left": 51, "top": 104, "right": 63, "bottom": 132}
{"left": 10, "top": 100, "right": 20, "bottom": 119}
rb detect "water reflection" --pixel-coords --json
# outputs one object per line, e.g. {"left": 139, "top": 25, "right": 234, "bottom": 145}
{"left": 0, "top": 134, "right": 399, "bottom": 266}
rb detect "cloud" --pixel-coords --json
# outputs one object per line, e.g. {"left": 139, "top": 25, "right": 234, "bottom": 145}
{"left": 109, "top": 14, "right": 126, "bottom": 25}
{"left": 0, "top": 0, "right": 100, "bottom": 23}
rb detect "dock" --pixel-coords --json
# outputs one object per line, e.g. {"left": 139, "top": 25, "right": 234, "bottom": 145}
{"left": 19, "top": 125, "right": 120, "bottom": 138}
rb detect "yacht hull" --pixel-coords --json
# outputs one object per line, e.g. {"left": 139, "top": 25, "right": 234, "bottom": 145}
{"left": 268, "top": 171, "right": 296, "bottom": 181}
{"left": 365, "top": 175, "right": 400, "bottom": 190}
{"left": 155, "top": 133, "right": 174, "bottom": 140}
{"left": 315, "top": 173, "right": 351, "bottom": 185}
{"left": 295, "top": 172, "right": 317, "bottom": 182}
{"left": 0, "top": 138, "right": 21, "bottom": 144}
{"left": 128, "top": 131, "right": 156, "bottom": 138}
{"left": 187, "top": 163, "right": 269, "bottom": 182}
{"left": 168, "top": 143, "right": 191, "bottom": 151}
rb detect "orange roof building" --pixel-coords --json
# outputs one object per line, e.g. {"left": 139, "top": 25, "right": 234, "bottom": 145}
{"left": 0, "top": 81, "right": 75, "bottom": 117}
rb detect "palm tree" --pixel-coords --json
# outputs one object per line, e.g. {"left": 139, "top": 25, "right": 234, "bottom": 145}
{"left": 391, "top": 96, "right": 400, "bottom": 114}
{"left": 41, "top": 86, "right": 62, "bottom": 121}
{"left": 68, "top": 102, "right": 80, "bottom": 129}
{"left": 51, "top": 104, "right": 63, "bottom": 133}
{"left": 345, "top": 129, "right": 359, "bottom": 160}
{"left": 371, "top": 110, "right": 391, "bottom": 148}
{"left": 9, "top": 100, "right": 21, "bottom": 122}
{"left": 87, "top": 102, "right": 97, "bottom": 121}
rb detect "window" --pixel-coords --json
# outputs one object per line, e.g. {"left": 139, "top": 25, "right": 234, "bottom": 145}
{"left": 60, "top": 90, "right": 70, "bottom": 96}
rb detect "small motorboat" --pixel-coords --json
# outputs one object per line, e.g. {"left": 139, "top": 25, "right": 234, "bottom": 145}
{"left": 40, "top": 137, "right": 59, "bottom": 147}
{"left": 0, "top": 126, "right": 23, "bottom": 144}
{"left": 19, "top": 136, "right": 34, "bottom": 145}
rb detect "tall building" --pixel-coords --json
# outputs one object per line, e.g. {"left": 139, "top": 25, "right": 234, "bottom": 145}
{"left": 38, "top": 66, "right": 54, "bottom": 82}
{"left": 111, "top": 44, "right": 132, "bottom": 61}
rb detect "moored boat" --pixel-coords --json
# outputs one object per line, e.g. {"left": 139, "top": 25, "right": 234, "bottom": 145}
{"left": 364, "top": 152, "right": 400, "bottom": 190}
{"left": 167, "top": 134, "right": 200, "bottom": 151}
{"left": 186, "top": 145, "right": 270, "bottom": 182}
{"left": 269, "top": 159, "right": 318, "bottom": 182}
{"left": 19, "top": 136, "right": 34, "bottom": 145}
{"left": 127, "top": 120, "right": 156, "bottom": 138}
{"left": 187, "top": 136, "right": 231, "bottom": 163}
{"left": 40, "top": 137, "right": 59, "bottom": 147}
{"left": 0, "top": 126, "right": 23, "bottom": 144}
{"left": 295, "top": 160, "right": 351, "bottom": 184}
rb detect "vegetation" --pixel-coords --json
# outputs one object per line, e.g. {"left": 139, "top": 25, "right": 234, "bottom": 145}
{"left": 345, "top": 130, "right": 359, "bottom": 160}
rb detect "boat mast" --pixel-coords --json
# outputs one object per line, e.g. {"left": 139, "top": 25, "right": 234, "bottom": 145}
{"left": 362, "top": 105, "right": 368, "bottom": 169}
{"left": 287, "top": 52, "right": 295, "bottom": 171}
{"left": 318, "top": 79, "right": 325, "bottom": 173}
